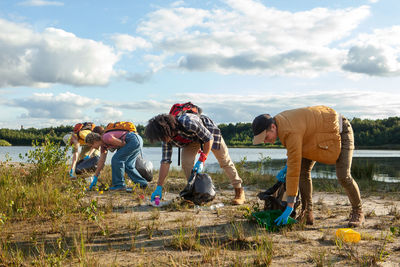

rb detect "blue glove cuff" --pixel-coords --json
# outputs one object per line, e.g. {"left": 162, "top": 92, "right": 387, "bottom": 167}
{"left": 274, "top": 205, "right": 294, "bottom": 226}
{"left": 89, "top": 176, "right": 98, "bottom": 190}
{"left": 276, "top": 165, "right": 287, "bottom": 182}
{"left": 285, "top": 205, "right": 294, "bottom": 213}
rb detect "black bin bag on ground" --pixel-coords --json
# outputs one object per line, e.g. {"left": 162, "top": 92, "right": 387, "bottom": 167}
{"left": 75, "top": 156, "right": 100, "bottom": 175}
{"left": 135, "top": 155, "right": 153, "bottom": 182}
{"left": 257, "top": 181, "right": 301, "bottom": 218}
{"left": 180, "top": 171, "right": 216, "bottom": 205}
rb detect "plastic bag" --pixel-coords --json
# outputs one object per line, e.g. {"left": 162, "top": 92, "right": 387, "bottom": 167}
{"left": 75, "top": 156, "right": 99, "bottom": 175}
{"left": 180, "top": 171, "right": 216, "bottom": 205}
{"left": 252, "top": 210, "right": 297, "bottom": 232}
{"left": 135, "top": 155, "right": 153, "bottom": 182}
{"left": 257, "top": 181, "right": 300, "bottom": 218}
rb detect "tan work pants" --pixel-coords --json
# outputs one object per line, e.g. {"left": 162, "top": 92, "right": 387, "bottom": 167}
{"left": 181, "top": 138, "right": 243, "bottom": 188}
{"left": 299, "top": 117, "right": 362, "bottom": 211}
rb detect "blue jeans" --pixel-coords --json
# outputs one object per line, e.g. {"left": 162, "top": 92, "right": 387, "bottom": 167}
{"left": 111, "top": 132, "right": 148, "bottom": 188}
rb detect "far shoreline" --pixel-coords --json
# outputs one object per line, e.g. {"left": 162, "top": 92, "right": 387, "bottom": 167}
{"left": 2, "top": 144, "right": 400, "bottom": 150}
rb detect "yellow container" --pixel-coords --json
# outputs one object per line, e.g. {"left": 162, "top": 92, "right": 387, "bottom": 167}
{"left": 335, "top": 228, "right": 361, "bottom": 243}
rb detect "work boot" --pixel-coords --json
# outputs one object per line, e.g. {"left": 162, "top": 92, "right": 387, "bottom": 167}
{"left": 296, "top": 209, "right": 314, "bottom": 225}
{"left": 348, "top": 208, "right": 365, "bottom": 227}
{"left": 232, "top": 187, "right": 245, "bottom": 205}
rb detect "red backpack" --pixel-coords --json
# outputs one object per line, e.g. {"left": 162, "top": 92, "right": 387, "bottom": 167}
{"left": 169, "top": 102, "right": 202, "bottom": 117}
{"left": 169, "top": 102, "right": 203, "bottom": 165}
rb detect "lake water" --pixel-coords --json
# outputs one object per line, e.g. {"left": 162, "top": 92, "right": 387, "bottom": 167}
{"left": 1, "top": 146, "right": 400, "bottom": 182}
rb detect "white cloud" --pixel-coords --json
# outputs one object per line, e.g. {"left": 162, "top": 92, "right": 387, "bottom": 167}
{"left": 171, "top": 1, "right": 185, "bottom": 8}
{"left": 18, "top": 0, "right": 64, "bottom": 6}
{"left": 95, "top": 107, "right": 123, "bottom": 121}
{"left": 2, "top": 89, "right": 399, "bottom": 128}
{"left": 0, "top": 18, "right": 119, "bottom": 88}
{"left": 115, "top": 91, "right": 400, "bottom": 123}
{"left": 342, "top": 26, "right": 400, "bottom": 76}
{"left": 111, "top": 34, "right": 152, "bottom": 52}
{"left": 8, "top": 92, "right": 98, "bottom": 119}
{"left": 179, "top": 91, "right": 400, "bottom": 122}
{"left": 117, "top": 100, "right": 171, "bottom": 112}
{"left": 136, "top": 0, "right": 370, "bottom": 76}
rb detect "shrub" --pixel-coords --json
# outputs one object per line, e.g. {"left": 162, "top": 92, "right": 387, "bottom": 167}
{"left": 0, "top": 139, "right": 11, "bottom": 146}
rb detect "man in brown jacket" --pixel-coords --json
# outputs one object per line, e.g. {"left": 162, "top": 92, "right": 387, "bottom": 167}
{"left": 252, "top": 105, "right": 364, "bottom": 227}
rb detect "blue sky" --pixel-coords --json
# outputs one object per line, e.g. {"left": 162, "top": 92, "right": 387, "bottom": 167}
{"left": 1, "top": 0, "right": 400, "bottom": 129}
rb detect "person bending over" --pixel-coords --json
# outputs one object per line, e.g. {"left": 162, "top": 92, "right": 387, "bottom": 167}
{"left": 252, "top": 105, "right": 364, "bottom": 227}
{"left": 85, "top": 128, "right": 148, "bottom": 191}
{"left": 145, "top": 113, "right": 245, "bottom": 205}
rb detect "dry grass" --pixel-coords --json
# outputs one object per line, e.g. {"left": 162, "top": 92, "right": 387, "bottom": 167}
{"left": 0, "top": 141, "right": 400, "bottom": 266}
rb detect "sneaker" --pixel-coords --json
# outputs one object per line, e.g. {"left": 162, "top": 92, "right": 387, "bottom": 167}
{"left": 109, "top": 185, "right": 126, "bottom": 191}
{"left": 348, "top": 208, "right": 365, "bottom": 227}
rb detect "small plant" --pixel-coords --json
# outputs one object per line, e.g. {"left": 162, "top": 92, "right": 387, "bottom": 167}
{"left": 388, "top": 206, "right": 400, "bottom": 218}
{"left": 390, "top": 226, "right": 400, "bottom": 236}
{"left": 252, "top": 235, "right": 273, "bottom": 266}
{"left": 145, "top": 220, "right": 159, "bottom": 239}
{"left": 0, "top": 213, "right": 7, "bottom": 225}
{"left": 150, "top": 208, "right": 160, "bottom": 220}
{"left": 365, "top": 210, "right": 377, "bottom": 218}
{"left": 351, "top": 160, "right": 376, "bottom": 180}
{"left": 309, "top": 248, "right": 332, "bottom": 267}
{"left": 23, "top": 137, "right": 69, "bottom": 183}
{"left": 170, "top": 226, "right": 201, "bottom": 251}
{"left": 131, "top": 234, "right": 136, "bottom": 252}
{"left": 83, "top": 199, "right": 103, "bottom": 222}
{"left": 256, "top": 153, "right": 271, "bottom": 174}
{"left": 128, "top": 216, "right": 141, "bottom": 235}
{"left": 201, "top": 233, "right": 222, "bottom": 264}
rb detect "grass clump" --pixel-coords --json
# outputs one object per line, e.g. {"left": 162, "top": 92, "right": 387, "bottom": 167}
{"left": 0, "top": 137, "right": 86, "bottom": 221}
{"left": 0, "top": 139, "right": 11, "bottom": 146}
{"left": 169, "top": 225, "right": 201, "bottom": 251}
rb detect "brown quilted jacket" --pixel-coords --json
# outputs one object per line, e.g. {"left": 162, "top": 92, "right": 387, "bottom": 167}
{"left": 275, "top": 106, "right": 341, "bottom": 197}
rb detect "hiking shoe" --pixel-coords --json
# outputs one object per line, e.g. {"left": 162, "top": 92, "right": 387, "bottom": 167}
{"left": 348, "top": 208, "right": 365, "bottom": 227}
{"left": 232, "top": 187, "right": 245, "bottom": 205}
{"left": 109, "top": 185, "right": 126, "bottom": 191}
{"left": 296, "top": 209, "right": 314, "bottom": 225}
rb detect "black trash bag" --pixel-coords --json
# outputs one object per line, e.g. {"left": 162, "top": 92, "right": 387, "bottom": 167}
{"left": 135, "top": 155, "right": 153, "bottom": 182}
{"left": 257, "top": 181, "right": 301, "bottom": 218}
{"left": 180, "top": 171, "right": 216, "bottom": 205}
{"left": 75, "top": 156, "right": 100, "bottom": 175}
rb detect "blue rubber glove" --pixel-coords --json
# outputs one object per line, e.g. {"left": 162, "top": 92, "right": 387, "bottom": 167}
{"left": 274, "top": 205, "right": 294, "bottom": 226}
{"left": 151, "top": 185, "right": 163, "bottom": 201}
{"left": 84, "top": 155, "right": 90, "bottom": 160}
{"left": 69, "top": 169, "right": 76, "bottom": 178}
{"left": 192, "top": 161, "right": 204, "bottom": 173}
{"left": 89, "top": 175, "right": 98, "bottom": 190}
{"left": 276, "top": 165, "right": 287, "bottom": 183}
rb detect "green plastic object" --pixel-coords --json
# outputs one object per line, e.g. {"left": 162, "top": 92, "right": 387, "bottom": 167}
{"left": 252, "top": 209, "right": 297, "bottom": 232}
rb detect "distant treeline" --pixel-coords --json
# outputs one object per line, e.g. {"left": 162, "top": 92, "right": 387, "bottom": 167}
{"left": 1, "top": 117, "right": 400, "bottom": 148}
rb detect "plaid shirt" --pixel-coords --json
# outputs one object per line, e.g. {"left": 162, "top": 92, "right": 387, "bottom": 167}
{"left": 161, "top": 113, "right": 221, "bottom": 163}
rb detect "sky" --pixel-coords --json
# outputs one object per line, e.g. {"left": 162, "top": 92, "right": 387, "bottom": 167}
{"left": 0, "top": 0, "right": 400, "bottom": 129}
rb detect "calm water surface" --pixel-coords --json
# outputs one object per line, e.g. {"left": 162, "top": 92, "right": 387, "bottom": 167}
{"left": 1, "top": 146, "right": 399, "bottom": 182}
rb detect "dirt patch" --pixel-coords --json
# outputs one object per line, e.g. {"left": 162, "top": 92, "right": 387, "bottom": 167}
{"left": 2, "top": 187, "right": 400, "bottom": 266}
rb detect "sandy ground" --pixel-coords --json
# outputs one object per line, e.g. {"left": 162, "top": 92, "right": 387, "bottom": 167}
{"left": 4, "top": 184, "right": 400, "bottom": 266}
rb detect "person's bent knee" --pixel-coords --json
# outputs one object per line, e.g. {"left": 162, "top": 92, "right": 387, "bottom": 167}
{"left": 111, "top": 157, "right": 124, "bottom": 167}
{"left": 337, "top": 175, "right": 354, "bottom": 187}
